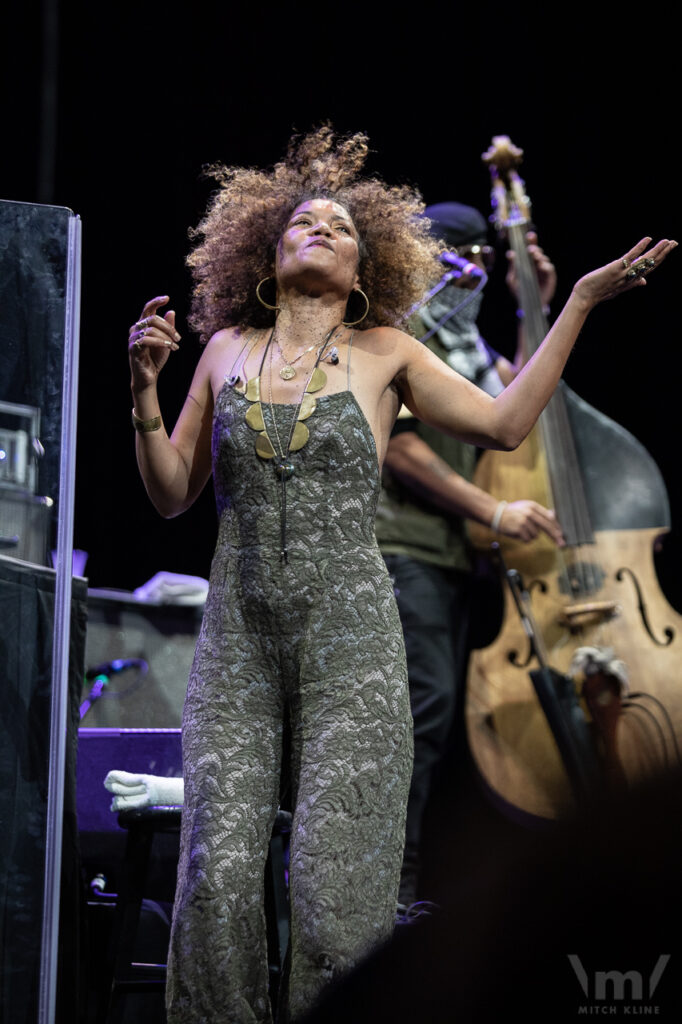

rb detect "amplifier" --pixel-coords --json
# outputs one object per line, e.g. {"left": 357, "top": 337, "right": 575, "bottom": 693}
{"left": 77, "top": 727, "right": 182, "bottom": 833}
{"left": 0, "top": 485, "right": 52, "bottom": 564}
{"left": 82, "top": 591, "right": 203, "bottom": 729}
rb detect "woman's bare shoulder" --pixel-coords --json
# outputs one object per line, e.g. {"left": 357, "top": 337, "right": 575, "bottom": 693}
{"left": 204, "top": 325, "right": 247, "bottom": 354}
{"left": 197, "top": 325, "right": 264, "bottom": 397}
{"left": 357, "top": 324, "right": 416, "bottom": 344}
{"left": 200, "top": 325, "right": 258, "bottom": 369}
{"left": 354, "top": 324, "right": 422, "bottom": 359}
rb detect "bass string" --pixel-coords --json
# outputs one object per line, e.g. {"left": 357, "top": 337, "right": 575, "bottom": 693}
{"left": 541, "top": 394, "right": 608, "bottom": 609}
{"left": 508, "top": 223, "right": 608, "bottom": 608}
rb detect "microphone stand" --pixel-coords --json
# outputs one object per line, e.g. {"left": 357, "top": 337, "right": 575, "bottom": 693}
{"left": 79, "top": 673, "right": 110, "bottom": 721}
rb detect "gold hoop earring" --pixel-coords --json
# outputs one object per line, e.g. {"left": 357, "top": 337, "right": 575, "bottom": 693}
{"left": 256, "top": 277, "right": 280, "bottom": 312}
{"left": 342, "top": 288, "right": 369, "bottom": 327}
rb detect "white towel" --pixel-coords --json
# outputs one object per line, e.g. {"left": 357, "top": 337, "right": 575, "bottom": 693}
{"left": 133, "top": 571, "right": 209, "bottom": 606}
{"left": 104, "top": 769, "right": 184, "bottom": 811}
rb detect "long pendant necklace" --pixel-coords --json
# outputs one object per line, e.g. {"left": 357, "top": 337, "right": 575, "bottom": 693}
{"left": 244, "top": 325, "right": 338, "bottom": 561}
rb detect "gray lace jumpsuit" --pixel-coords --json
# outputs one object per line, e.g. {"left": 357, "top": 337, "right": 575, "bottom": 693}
{"left": 166, "top": 343, "right": 413, "bottom": 1023}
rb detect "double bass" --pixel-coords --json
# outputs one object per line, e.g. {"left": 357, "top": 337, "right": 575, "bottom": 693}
{"left": 465, "top": 136, "right": 682, "bottom": 821}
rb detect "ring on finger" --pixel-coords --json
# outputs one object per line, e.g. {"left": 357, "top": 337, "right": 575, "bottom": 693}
{"left": 621, "top": 257, "right": 630, "bottom": 269}
{"left": 133, "top": 340, "right": 143, "bottom": 352}
{"left": 627, "top": 257, "right": 655, "bottom": 279}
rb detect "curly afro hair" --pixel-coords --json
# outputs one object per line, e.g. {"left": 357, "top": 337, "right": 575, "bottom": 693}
{"left": 186, "top": 126, "right": 444, "bottom": 342}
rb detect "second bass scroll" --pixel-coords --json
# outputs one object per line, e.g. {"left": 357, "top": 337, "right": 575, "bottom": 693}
{"left": 465, "top": 136, "right": 682, "bottom": 822}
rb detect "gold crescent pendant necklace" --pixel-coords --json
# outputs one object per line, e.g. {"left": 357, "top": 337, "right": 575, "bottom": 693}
{"left": 243, "top": 324, "right": 339, "bottom": 561}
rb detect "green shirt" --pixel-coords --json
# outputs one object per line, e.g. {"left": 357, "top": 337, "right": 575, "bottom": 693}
{"left": 374, "top": 333, "right": 477, "bottom": 571}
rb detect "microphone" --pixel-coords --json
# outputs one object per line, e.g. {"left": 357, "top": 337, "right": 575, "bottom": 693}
{"left": 80, "top": 658, "right": 149, "bottom": 720}
{"left": 85, "top": 657, "right": 148, "bottom": 680}
{"left": 440, "top": 251, "right": 485, "bottom": 278}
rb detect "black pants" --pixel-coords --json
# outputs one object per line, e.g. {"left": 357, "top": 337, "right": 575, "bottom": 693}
{"left": 382, "top": 554, "right": 472, "bottom": 905}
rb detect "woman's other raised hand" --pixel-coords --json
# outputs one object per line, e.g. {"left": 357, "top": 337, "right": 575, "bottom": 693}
{"left": 128, "top": 295, "right": 181, "bottom": 388}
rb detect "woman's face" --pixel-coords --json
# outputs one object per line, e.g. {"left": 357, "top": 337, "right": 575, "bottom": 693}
{"left": 275, "top": 198, "right": 360, "bottom": 295}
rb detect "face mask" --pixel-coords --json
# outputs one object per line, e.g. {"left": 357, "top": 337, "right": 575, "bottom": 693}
{"left": 418, "top": 284, "right": 503, "bottom": 397}
{"left": 420, "top": 283, "right": 484, "bottom": 348}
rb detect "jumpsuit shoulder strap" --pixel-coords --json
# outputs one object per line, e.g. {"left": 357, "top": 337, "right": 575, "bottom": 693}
{"left": 226, "top": 328, "right": 262, "bottom": 388}
{"left": 346, "top": 331, "right": 355, "bottom": 392}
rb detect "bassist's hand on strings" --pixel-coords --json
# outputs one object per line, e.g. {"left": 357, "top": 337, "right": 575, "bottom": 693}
{"left": 495, "top": 499, "right": 565, "bottom": 547}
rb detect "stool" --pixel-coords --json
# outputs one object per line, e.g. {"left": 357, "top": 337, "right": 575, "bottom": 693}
{"left": 99, "top": 805, "right": 292, "bottom": 1024}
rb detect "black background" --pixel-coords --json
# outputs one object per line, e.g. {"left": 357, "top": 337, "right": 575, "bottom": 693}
{"left": 2, "top": 2, "right": 680, "bottom": 610}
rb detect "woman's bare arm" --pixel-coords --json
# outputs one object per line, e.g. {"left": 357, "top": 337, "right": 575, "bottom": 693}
{"left": 129, "top": 296, "right": 217, "bottom": 518}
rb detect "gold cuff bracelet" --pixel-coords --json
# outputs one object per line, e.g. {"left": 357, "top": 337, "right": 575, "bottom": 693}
{"left": 132, "top": 409, "right": 163, "bottom": 433}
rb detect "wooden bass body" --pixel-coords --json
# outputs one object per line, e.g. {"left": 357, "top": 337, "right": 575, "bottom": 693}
{"left": 466, "top": 383, "right": 682, "bottom": 821}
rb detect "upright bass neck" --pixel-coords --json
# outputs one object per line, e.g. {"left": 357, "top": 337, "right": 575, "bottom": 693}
{"left": 482, "top": 135, "right": 593, "bottom": 547}
{"left": 483, "top": 135, "right": 549, "bottom": 360}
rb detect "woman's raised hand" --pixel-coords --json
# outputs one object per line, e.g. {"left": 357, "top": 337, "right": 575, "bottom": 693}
{"left": 572, "top": 237, "right": 677, "bottom": 310}
{"left": 128, "top": 296, "right": 181, "bottom": 387}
